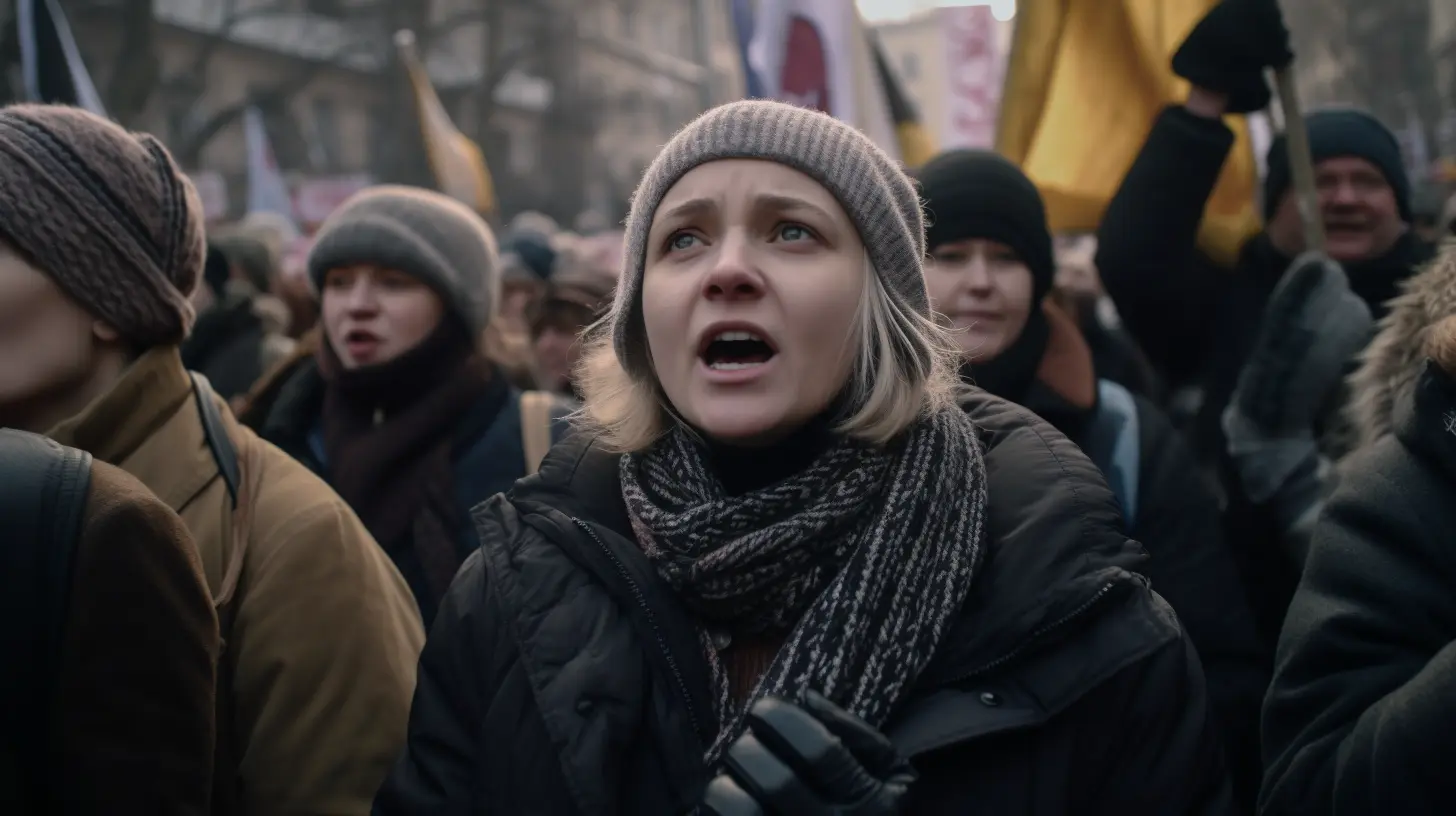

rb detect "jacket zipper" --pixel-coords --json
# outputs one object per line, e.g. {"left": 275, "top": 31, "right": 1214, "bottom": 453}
{"left": 951, "top": 581, "right": 1119, "bottom": 683}
{"left": 571, "top": 517, "right": 705, "bottom": 743}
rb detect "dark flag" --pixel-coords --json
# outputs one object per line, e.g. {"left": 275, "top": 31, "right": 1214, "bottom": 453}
{"left": 869, "top": 33, "right": 934, "bottom": 169}
{"left": 17, "top": 0, "right": 107, "bottom": 114}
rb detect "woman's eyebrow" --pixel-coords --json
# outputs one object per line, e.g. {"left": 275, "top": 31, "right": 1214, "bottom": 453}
{"left": 658, "top": 197, "right": 717, "bottom": 223}
{"left": 751, "top": 192, "right": 834, "bottom": 224}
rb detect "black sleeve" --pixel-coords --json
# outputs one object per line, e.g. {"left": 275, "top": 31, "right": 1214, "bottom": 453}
{"left": 1086, "top": 618, "right": 1236, "bottom": 815}
{"left": 374, "top": 550, "right": 493, "bottom": 815}
{"left": 1131, "top": 402, "right": 1269, "bottom": 812}
{"left": 1261, "top": 451, "right": 1456, "bottom": 814}
{"left": 1095, "top": 106, "right": 1237, "bottom": 385}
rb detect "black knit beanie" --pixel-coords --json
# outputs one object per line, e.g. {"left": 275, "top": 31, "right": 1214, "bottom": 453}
{"left": 1264, "top": 109, "right": 1412, "bottom": 222}
{"left": 0, "top": 104, "right": 204, "bottom": 347}
{"left": 916, "top": 149, "right": 1056, "bottom": 305}
{"left": 308, "top": 185, "right": 501, "bottom": 336}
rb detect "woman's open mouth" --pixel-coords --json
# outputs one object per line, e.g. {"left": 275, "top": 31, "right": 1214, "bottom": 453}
{"left": 700, "top": 329, "right": 777, "bottom": 371}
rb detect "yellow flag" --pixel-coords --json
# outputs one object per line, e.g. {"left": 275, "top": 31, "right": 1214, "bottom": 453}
{"left": 996, "top": 0, "right": 1261, "bottom": 266}
{"left": 395, "top": 30, "right": 497, "bottom": 216}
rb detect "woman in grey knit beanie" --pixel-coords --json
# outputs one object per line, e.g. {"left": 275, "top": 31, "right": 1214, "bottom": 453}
{"left": 250, "top": 184, "right": 569, "bottom": 627}
{"left": 378, "top": 100, "right": 1227, "bottom": 815}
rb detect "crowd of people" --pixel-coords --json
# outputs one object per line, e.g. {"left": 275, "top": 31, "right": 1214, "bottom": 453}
{"left": 4, "top": 0, "right": 1456, "bottom": 813}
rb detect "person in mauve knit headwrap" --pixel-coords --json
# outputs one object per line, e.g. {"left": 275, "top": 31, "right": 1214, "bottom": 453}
{"left": 0, "top": 103, "right": 424, "bottom": 816}
{"left": 376, "top": 99, "right": 1230, "bottom": 815}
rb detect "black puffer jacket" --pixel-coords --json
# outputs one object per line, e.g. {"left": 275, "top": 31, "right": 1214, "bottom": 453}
{"left": 375, "top": 392, "right": 1232, "bottom": 815}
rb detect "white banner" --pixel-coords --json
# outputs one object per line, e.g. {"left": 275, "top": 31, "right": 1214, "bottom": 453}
{"left": 747, "top": 0, "right": 897, "bottom": 158}
{"left": 244, "top": 105, "right": 300, "bottom": 232}
{"left": 293, "top": 174, "right": 373, "bottom": 226}
{"left": 187, "top": 170, "right": 230, "bottom": 222}
{"left": 939, "top": 5, "right": 1004, "bottom": 150}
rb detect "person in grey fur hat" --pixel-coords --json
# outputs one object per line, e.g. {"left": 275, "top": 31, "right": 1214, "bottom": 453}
{"left": 253, "top": 184, "right": 571, "bottom": 626}
{"left": 376, "top": 99, "right": 1229, "bottom": 815}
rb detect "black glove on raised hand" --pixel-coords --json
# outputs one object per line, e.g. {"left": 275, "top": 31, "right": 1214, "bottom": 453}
{"left": 1172, "top": 0, "right": 1294, "bottom": 113}
{"left": 700, "top": 691, "right": 917, "bottom": 816}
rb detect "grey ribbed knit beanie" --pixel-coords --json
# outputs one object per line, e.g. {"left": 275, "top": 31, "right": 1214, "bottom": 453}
{"left": 308, "top": 185, "right": 500, "bottom": 335}
{"left": 612, "top": 100, "right": 927, "bottom": 378}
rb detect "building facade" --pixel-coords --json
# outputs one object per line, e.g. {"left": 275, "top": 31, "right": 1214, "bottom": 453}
{"left": 20, "top": 0, "right": 743, "bottom": 225}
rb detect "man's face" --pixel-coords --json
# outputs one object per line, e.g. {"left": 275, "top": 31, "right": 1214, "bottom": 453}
{"left": 1268, "top": 156, "right": 1407, "bottom": 263}
{"left": 0, "top": 244, "right": 108, "bottom": 428}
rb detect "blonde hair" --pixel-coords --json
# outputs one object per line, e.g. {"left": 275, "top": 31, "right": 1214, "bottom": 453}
{"left": 572, "top": 258, "right": 965, "bottom": 453}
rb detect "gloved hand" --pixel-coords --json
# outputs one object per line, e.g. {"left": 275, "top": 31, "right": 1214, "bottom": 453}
{"left": 1172, "top": 0, "right": 1294, "bottom": 113}
{"left": 1233, "top": 252, "right": 1372, "bottom": 436}
{"left": 700, "top": 691, "right": 917, "bottom": 816}
{"left": 1224, "top": 253, "right": 1370, "bottom": 553}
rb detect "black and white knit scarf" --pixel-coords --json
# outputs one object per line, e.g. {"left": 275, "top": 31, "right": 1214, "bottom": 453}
{"left": 620, "top": 408, "right": 989, "bottom": 762}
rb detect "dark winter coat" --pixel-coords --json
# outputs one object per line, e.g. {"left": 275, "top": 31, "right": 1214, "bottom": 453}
{"left": 1020, "top": 302, "right": 1268, "bottom": 811}
{"left": 374, "top": 391, "right": 1233, "bottom": 815}
{"left": 1095, "top": 106, "right": 1434, "bottom": 463}
{"left": 1095, "top": 105, "right": 1435, "bottom": 650}
{"left": 1261, "top": 360, "right": 1456, "bottom": 813}
{"left": 1, "top": 440, "right": 218, "bottom": 815}
{"left": 255, "top": 357, "right": 572, "bottom": 625}
{"left": 180, "top": 291, "right": 295, "bottom": 402}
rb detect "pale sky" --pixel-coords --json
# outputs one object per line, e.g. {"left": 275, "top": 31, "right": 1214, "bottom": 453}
{"left": 857, "top": 0, "right": 1017, "bottom": 23}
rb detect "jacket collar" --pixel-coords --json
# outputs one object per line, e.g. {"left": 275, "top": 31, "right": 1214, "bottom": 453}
{"left": 1394, "top": 360, "right": 1456, "bottom": 485}
{"left": 516, "top": 393, "right": 1153, "bottom": 694}
{"left": 48, "top": 346, "right": 193, "bottom": 463}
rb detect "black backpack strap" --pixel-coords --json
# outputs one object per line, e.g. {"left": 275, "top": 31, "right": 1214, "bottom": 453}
{"left": 191, "top": 373, "right": 239, "bottom": 510}
{"left": 0, "top": 428, "right": 92, "bottom": 794}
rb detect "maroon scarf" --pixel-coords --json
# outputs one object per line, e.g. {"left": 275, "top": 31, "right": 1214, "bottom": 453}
{"left": 318, "top": 321, "right": 494, "bottom": 599}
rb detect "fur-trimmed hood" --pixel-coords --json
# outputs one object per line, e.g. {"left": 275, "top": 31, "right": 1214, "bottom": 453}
{"left": 1346, "top": 240, "right": 1456, "bottom": 449}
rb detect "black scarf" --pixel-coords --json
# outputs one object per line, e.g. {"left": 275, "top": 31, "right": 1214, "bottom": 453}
{"left": 318, "top": 320, "right": 501, "bottom": 602}
{"left": 960, "top": 305, "right": 1051, "bottom": 405}
{"left": 1243, "top": 230, "right": 1434, "bottom": 322}
{"left": 620, "top": 409, "right": 989, "bottom": 762}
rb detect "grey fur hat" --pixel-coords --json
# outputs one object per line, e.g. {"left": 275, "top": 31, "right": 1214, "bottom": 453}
{"left": 611, "top": 100, "right": 927, "bottom": 378}
{"left": 308, "top": 185, "right": 500, "bottom": 335}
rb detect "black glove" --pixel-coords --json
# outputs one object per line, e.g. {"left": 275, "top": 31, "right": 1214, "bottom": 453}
{"left": 1172, "top": 0, "right": 1294, "bottom": 113}
{"left": 1233, "top": 252, "right": 1372, "bottom": 435}
{"left": 700, "top": 691, "right": 917, "bottom": 816}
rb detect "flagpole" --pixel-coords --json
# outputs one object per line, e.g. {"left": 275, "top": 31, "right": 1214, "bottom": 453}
{"left": 1274, "top": 67, "right": 1325, "bottom": 253}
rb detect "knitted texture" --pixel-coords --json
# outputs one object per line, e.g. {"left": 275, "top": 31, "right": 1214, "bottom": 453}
{"left": 0, "top": 104, "right": 204, "bottom": 347}
{"left": 620, "top": 406, "right": 988, "bottom": 763}
{"left": 612, "top": 100, "right": 927, "bottom": 378}
{"left": 916, "top": 149, "right": 1057, "bottom": 306}
{"left": 308, "top": 185, "right": 501, "bottom": 335}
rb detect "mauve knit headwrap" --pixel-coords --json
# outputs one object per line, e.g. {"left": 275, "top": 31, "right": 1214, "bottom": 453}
{"left": 0, "top": 104, "right": 204, "bottom": 347}
{"left": 612, "top": 100, "right": 927, "bottom": 378}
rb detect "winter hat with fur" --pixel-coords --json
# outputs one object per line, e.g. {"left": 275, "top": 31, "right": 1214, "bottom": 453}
{"left": 308, "top": 185, "right": 500, "bottom": 335}
{"left": 0, "top": 104, "right": 204, "bottom": 347}
{"left": 612, "top": 99, "right": 927, "bottom": 378}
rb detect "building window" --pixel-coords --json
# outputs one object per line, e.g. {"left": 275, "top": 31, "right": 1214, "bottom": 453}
{"left": 900, "top": 52, "right": 919, "bottom": 81}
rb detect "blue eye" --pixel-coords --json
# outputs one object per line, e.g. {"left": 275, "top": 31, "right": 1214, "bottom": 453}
{"left": 668, "top": 232, "right": 699, "bottom": 251}
{"left": 778, "top": 224, "right": 811, "bottom": 242}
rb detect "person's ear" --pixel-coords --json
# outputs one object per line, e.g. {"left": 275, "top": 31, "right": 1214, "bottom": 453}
{"left": 92, "top": 320, "right": 121, "bottom": 343}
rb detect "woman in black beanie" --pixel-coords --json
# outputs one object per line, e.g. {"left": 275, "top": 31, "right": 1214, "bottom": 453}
{"left": 918, "top": 148, "right": 1270, "bottom": 813}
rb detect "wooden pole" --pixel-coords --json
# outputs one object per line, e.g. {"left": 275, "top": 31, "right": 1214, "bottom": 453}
{"left": 1273, "top": 67, "right": 1325, "bottom": 253}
